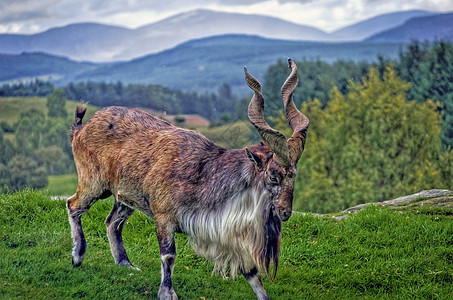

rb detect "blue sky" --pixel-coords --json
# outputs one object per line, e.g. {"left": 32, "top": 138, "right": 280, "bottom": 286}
{"left": 1, "top": 0, "right": 452, "bottom": 34}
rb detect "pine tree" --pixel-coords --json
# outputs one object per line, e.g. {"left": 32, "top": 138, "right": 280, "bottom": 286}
{"left": 274, "top": 67, "right": 450, "bottom": 213}
{"left": 46, "top": 88, "right": 68, "bottom": 118}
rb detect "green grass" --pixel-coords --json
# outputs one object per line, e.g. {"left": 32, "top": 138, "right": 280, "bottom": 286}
{"left": 43, "top": 174, "right": 78, "bottom": 196}
{"left": 1, "top": 190, "right": 452, "bottom": 299}
{"left": 0, "top": 97, "right": 100, "bottom": 126}
{"left": 0, "top": 97, "right": 47, "bottom": 125}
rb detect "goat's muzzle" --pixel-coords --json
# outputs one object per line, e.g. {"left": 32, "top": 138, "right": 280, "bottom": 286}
{"left": 273, "top": 204, "right": 292, "bottom": 222}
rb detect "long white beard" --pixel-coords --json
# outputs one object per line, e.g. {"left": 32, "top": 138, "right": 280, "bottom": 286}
{"left": 178, "top": 187, "right": 272, "bottom": 278}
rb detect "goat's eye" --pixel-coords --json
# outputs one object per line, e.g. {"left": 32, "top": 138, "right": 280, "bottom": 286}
{"left": 269, "top": 176, "right": 279, "bottom": 184}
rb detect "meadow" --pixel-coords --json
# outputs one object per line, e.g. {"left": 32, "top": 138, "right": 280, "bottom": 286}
{"left": 1, "top": 190, "right": 452, "bottom": 299}
{"left": 0, "top": 97, "right": 98, "bottom": 126}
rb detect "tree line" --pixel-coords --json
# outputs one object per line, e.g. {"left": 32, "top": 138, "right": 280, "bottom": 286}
{"left": 0, "top": 89, "right": 71, "bottom": 191}
{"left": 264, "top": 40, "right": 453, "bottom": 149}
{"left": 0, "top": 79, "right": 54, "bottom": 97}
{"left": 272, "top": 65, "right": 452, "bottom": 213}
{"left": 265, "top": 41, "right": 453, "bottom": 212}
{"left": 1, "top": 80, "right": 241, "bottom": 123}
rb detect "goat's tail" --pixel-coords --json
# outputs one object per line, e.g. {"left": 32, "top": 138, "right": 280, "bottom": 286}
{"left": 69, "top": 102, "right": 88, "bottom": 142}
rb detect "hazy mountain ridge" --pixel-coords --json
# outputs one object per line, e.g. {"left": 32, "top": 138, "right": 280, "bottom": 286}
{"left": 0, "top": 52, "right": 100, "bottom": 83}
{"left": 0, "top": 23, "right": 133, "bottom": 62}
{"left": 71, "top": 35, "right": 404, "bottom": 95}
{"left": 332, "top": 10, "right": 434, "bottom": 40}
{"left": 0, "top": 9, "right": 452, "bottom": 94}
{"left": 0, "top": 10, "right": 333, "bottom": 62}
{"left": 0, "top": 34, "right": 405, "bottom": 95}
{"left": 0, "top": 9, "right": 447, "bottom": 62}
{"left": 367, "top": 12, "right": 453, "bottom": 42}
{"left": 119, "top": 9, "right": 333, "bottom": 60}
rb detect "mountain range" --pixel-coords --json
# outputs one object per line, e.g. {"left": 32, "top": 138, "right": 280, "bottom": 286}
{"left": 0, "top": 35, "right": 405, "bottom": 95}
{"left": 0, "top": 9, "right": 333, "bottom": 62}
{"left": 1, "top": 9, "right": 450, "bottom": 62}
{"left": 71, "top": 35, "right": 404, "bottom": 95}
{"left": 0, "top": 9, "right": 452, "bottom": 95}
{"left": 367, "top": 12, "right": 453, "bottom": 42}
{"left": 332, "top": 10, "right": 435, "bottom": 40}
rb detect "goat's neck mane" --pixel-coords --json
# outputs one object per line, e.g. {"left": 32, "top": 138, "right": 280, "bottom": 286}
{"left": 176, "top": 147, "right": 257, "bottom": 206}
{"left": 177, "top": 149, "right": 281, "bottom": 279}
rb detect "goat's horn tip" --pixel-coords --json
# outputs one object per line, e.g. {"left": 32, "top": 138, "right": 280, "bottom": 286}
{"left": 287, "top": 58, "right": 294, "bottom": 67}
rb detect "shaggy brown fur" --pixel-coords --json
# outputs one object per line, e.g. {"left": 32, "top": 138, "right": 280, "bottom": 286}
{"left": 66, "top": 59, "right": 308, "bottom": 300}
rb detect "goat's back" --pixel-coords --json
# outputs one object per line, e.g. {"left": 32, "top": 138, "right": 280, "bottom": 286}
{"left": 71, "top": 107, "right": 180, "bottom": 198}
{"left": 71, "top": 106, "right": 226, "bottom": 214}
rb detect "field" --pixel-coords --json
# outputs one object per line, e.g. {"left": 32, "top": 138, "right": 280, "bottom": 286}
{"left": 1, "top": 190, "right": 452, "bottom": 299}
{"left": 2, "top": 96, "right": 453, "bottom": 299}
{"left": 0, "top": 97, "right": 99, "bottom": 126}
{"left": 44, "top": 174, "right": 78, "bottom": 196}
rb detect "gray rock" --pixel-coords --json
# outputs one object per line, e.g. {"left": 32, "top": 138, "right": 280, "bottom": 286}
{"left": 343, "top": 189, "right": 453, "bottom": 213}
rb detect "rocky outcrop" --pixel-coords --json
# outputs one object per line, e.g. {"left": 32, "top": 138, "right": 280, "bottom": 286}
{"left": 343, "top": 189, "right": 453, "bottom": 213}
{"left": 295, "top": 189, "right": 453, "bottom": 220}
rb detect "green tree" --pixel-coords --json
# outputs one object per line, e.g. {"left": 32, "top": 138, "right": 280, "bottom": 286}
{"left": 397, "top": 41, "right": 453, "bottom": 148}
{"left": 0, "top": 130, "right": 15, "bottom": 165}
{"left": 0, "top": 163, "right": 10, "bottom": 191}
{"left": 14, "top": 109, "right": 45, "bottom": 155}
{"left": 6, "top": 155, "right": 47, "bottom": 191}
{"left": 174, "top": 115, "right": 186, "bottom": 125}
{"left": 264, "top": 59, "right": 369, "bottom": 119}
{"left": 234, "top": 97, "right": 250, "bottom": 120}
{"left": 42, "top": 118, "right": 72, "bottom": 158}
{"left": 274, "top": 67, "right": 450, "bottom": 213}
{"left": 33, "top": 146, "right": 73, "bottom": 175}
{"left": 47, "top": 88, "right": 68, "bottom": 118}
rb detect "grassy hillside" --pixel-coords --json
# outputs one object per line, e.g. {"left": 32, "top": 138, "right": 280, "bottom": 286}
{"left": 44, "top": 174, "right": 78, "bottom": 196}
{"left": 0, "top": 190, "right": 452, "bottom": 299}
{"left": 0, "top": 52, "right": 100, "bottom": 83}
{"left": 0, "top": 97, "right": 99, "bottom": 126}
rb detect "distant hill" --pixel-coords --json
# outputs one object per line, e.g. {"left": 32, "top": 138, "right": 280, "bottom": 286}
{"left": 367, "top": 13, "right": 453, "bottom": 42}
{"left": 0, "top": 23, "right": 133, "bottom": 62}
{"left": 0, "top": 9, "right": 333, "bottom": 62}
{"left": 332, "top": 10, "right": 434, "bottom": 41}
{"left": 118, "top": 9, "right": 333, "bottom": 60}
{"left": 72, "top": 35, "right": 404, "bottom": 95}
{"left": 0, "top": 52, "right": 100, "bottom": 83}
{"left": 0, "top": 9, "right": 450, "bottom": 63}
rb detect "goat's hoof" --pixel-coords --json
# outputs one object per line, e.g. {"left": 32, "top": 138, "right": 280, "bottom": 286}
{"left": 117, "top": 261, "right": 141, "bottom": 271}
{"left": 158, "top": 286, "right": 178, "bottom": 300}
{"left": 72, "top": 257, "right": 82, "bottom": 268}
{"left": 129, "top": 265, "right": 141, "bottom": 271}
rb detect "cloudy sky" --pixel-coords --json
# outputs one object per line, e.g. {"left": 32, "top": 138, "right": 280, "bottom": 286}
{"left": 1, "top": 0, "right": 452, "bottom": 34}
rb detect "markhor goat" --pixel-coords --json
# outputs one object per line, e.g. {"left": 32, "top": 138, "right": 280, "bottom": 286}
{"left": 67, "top": 59, "right": 309, "bottom": 299}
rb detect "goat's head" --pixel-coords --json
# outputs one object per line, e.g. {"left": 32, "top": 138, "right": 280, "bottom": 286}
{"left": 245, "top": 59, "right": 309, "bottom": 222}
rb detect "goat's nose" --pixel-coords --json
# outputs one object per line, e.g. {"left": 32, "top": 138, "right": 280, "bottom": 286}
{"left": 280, "top": 210, "right": 292, "bottom": 222}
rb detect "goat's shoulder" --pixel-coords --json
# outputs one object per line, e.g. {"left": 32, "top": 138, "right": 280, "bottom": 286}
{"left": 96, "top": 106, "right": 173, "bottom": 129}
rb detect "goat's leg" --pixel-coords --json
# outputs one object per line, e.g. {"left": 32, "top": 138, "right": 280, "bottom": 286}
{"left": 156, "top": 224, "right": 178, "bottom": 300}
{"left": 66, "top": 193, "right": 93, "bottom": 267}
{"left": 105, "top": 198, "right": 137, "bottom": 269}
{"left": 67, "top": 195, "right": 87, "bottom": 267}
{"left": 242, "top": 267, "right": 270, "bottom": 300}
{"left": 67, "top": 185, "right": 111, "bottom": 267}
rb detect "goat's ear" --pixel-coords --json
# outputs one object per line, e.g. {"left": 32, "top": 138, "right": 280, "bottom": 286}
{"left": 246, "top": 148, "right": 264, "bottom": 171}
